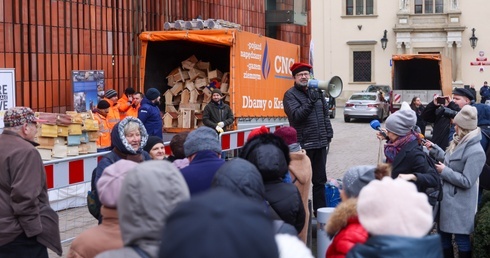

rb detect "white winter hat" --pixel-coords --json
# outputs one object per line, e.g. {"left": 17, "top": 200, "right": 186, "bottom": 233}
{"left": 453, "top": 105, "right": 478, "bottom": 130}
{"left": 385, "top": 102, "right": 417, "bottom": 136}
{"left": 357, "top": 177, "right": 433, "bottom": 238}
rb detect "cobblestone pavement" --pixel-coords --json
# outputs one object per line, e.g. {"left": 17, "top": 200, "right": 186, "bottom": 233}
{"left": 49, "top": 108, "right": 385, "bottom": 257}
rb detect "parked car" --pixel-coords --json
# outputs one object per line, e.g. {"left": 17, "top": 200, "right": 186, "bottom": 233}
{"left": 343, "top": 92, "right": 389, "bottom": 122}
{"left": 365, "top": 84, "right": 391, "bottom": 102}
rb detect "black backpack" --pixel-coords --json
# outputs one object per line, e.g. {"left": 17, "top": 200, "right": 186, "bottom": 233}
{"left": 423, "top": 152, "right": 444, "bottom": 207}
{"left": 87, "top": 152, "right": 118, "bottom": 220}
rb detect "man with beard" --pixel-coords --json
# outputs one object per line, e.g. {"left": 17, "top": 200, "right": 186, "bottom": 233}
{"left": 283, "top": 62, "right": 333, "bottom": 216}
{"left": 138, "top": 88, "right": 163, "bottom": 139}
{"left": 202, "top": 89, "right": 234, "bottom": 134}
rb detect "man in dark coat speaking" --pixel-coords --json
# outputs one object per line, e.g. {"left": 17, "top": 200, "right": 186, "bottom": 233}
{"left": 283, "top": 62, "right": 334, "bottom": 215}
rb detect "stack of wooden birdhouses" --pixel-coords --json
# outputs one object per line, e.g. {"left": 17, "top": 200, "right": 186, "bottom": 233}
{"left": 162, "top": 55, "right": 230, "bottom": 132}
{"left": 34, "top": 111, "right": 100, "bottom": 160}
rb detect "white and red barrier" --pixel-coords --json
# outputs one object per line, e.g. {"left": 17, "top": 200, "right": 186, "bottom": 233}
{"left": 45, "top": 123, "right": 287, "bottom": 211}
{"left": 219, "top": 123, "right": 286, "bottom": 151}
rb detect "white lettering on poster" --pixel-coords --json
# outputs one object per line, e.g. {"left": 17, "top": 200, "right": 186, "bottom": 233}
{"left": 242, "top": 96, "right": 284, "bottom": 111}
{"left": 0, "top": 69, "right": 16, "bottom": 128}
{"left": 274, "top": 56, "right": 295, "bottom": 75}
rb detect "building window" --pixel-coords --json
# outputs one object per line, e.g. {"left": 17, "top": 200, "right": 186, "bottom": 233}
{"left": 414, "top": 0, "right": 443, "bottom": 14}
{"left": 353, "top": 51, "right": 372, "bottom": 82}
{"left": 346, "top": 0, "right": 374, "bottom": 15}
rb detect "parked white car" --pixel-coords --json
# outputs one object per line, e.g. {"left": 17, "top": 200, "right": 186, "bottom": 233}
{"left": 343, "top": 92, "right": 390, "bottom": 122}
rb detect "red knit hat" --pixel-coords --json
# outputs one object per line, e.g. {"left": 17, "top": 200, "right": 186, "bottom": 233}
{"left": 290, "top": 62, "right": 312, "bottom": 76}
{"left": 247, "top": 126, "right": 270, "bottom": 141}
{"left": 273, "top": 126, "right": 297, "bottom": 145}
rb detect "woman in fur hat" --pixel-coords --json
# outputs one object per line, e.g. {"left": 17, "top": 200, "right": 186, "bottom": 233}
{"left": 325, "top": 164, "right": 391, "bottom": 258}
{"left": 424, "top": 105, "right": 485, "bottom": 258}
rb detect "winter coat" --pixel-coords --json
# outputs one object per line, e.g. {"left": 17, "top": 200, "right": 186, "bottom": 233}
{"left": 289, "top": 149, "right": 312, "bottom": 243}
{"left": 421, "top": 101, "right": 460, "bottom": 150}
{"left": 0, "top": 130, "right": 62, "bottom": 256}
{"left": 180, "top": 150, "right": 225, "bottom": 196}
{"left": 102, "top": 97, "right": 121, "bottom": 130}
{"left": 390, "top": 139, "right": 440, "bottom": 194}
{"left": 68, "top": 207, "right": 123, "bottom": 258}
{"left": 346, "top": 234, "right": 443, "bottom": 258}
{"left": 94, "top": 117, "right": 151, "bottom": 186}
{"left": 283, "top": 85, "right": 333, "bottom": 150}
{"left": 430, "top": 129, "right": 485, "bottom": 234}
{"left": 117, "top": 94, "right": 138, "bottom": 119}
{"left": 96, "top": 161, "right": 190, "bottom": 258}
{"left": 202, "top": 100, "right": 234, "bottom": 131}
{"left": 326, "top": 199, "right": 368, "bottom": 258}
{"left": 240, "top": 134, "right": 305, "bottom": 233}
{"left": 138, "top": 98, "right": 163, "bottom": 138}
{"left": 94, "top": 112, "right": 111, "bottom": 149}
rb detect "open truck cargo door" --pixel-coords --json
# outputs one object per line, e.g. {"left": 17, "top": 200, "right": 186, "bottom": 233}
{"left": 390, "top": 54, "right": 453, "bottom": 112}
{"left": 139, "top": 29, "right": 300, "bottom": 130}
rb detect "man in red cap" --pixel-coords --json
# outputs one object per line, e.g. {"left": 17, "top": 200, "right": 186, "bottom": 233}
{"left": 283, "top": 62, "right": 334, "bottom": 216}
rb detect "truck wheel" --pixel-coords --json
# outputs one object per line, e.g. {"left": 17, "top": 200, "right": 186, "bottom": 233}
{"left": 344, "top": 116, "right": 350, "bottom": 122}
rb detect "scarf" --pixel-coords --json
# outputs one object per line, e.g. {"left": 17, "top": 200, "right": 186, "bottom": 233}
{"left": 446, "top": 127, "right": 481, "bottom": 154}
{"left": 113, "top": 147, "right": 144, "bottom": 163}
{"left": 384, "top": 132, "right": 417, "bottom": 163}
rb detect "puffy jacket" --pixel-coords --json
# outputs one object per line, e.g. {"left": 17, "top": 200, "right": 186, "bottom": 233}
{"left": 202, "top": 100, "right": 234, "bottom": 131}
{"left": 326, "top": 199, "right": 368, "bottom": 258}
{"left": 240, "top": 134, "right": 305, "bottom": 233}
{"left": 346, "top": 234, "right": 443, "bottom": 258}
{"left": 283, "top": 85, "right": 333, "bottom": 150}
{"left": 138, "top": 98, "right": 163, "bottom": 138}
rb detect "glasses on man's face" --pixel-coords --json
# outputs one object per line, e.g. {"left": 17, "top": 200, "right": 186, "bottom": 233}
{"left": 295, "top": 72, "right": 310, "bottom": 78}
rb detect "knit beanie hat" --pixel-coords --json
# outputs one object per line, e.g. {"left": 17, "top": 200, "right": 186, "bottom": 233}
{"left": 453, "top": 105, "right": 478, "bottom": 130}
{"left": 385, "top": 102, "right": 417, "bottom": 136}
{"left": 143, "top": 135, "right": 164, "bottom": 153}
{"left": 274, "top": 126, "right": 298, "bottom": 146}
{"left": 211, "top": 89, "right": 223, "bottom": 96}
{"left": 342, "top": 165, "right": 376, "bottom": 198}
{"left": 247, "top": 126, "right": 269, "bottom": 141}
{"left": 289, "top": 62, "right": 312, "bottom": 77}
{"left": 146, "top": 88, "right": 161, "bottom": 101}
{"left": 184, "top": 126, "right": 221, "bottom": 157}
{"left": 97, "top": 159, "right": 138, "bottom": 208}
{"left": 357, "top": 177, "right": 433, "bottom": 238}
{"left": 124, "top": 87, "right": 135, "bottom": 96}
{"left": 97, "top": 100, "right": 110, "bottom": 109}
{"left": 105, "top": 89, "right": 117, "bottom": 99}
{"left": 159, "top": 189, "right": 279, "bottom": 258}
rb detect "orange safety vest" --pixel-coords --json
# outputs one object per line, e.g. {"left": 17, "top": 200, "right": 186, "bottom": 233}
{"left": 117, "top": 95, "right": 132, "bottom": 119}
{"left": 125, "top": 104, "right": 140, "bottom": 119}
{"left": 95, "top": 112, "right": 112, "bottom": 148}
{"left": 103, "top": 97, "right": 121, "bottom": 129}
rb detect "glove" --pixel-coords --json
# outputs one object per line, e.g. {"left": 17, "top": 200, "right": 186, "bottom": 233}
{"left": 215, "top": 126, "right": 224, "bottom": 134}
{"left": 308, "top": 88, "right": 321, "bottom": 103}
{"left": 217, "top": 122, "right": 225, "bottom": 128}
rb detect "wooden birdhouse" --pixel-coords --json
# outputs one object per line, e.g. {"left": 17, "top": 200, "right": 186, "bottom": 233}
{"left": 163, "top": 112, "right": 179, "bottom": 128}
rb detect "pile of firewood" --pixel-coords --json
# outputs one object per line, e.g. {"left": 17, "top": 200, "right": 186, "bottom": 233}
{"left": 34, "top": 111, "right": 100, "bottom": 160}
{"left": 163, "top": 55, "right": 230, "bottom": 130}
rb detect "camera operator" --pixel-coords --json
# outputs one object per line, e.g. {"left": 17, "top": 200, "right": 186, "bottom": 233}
{"left": 420, "top": 88, "right": 472, "bottom": 150}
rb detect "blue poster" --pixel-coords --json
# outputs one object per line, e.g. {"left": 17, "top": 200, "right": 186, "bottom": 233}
{"left": 72, "top": 70, "right": 104, "bottom": 112}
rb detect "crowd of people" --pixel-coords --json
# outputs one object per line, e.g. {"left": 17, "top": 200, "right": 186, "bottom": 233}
{"left": 1, "top": 67, "right": 490, "bottom": 258}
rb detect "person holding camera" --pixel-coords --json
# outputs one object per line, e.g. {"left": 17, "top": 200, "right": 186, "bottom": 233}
{"left": 421, "top": 88, "right": 474, "bottom": 150}
{"left": 283, "top": 62, "right": 334, "bottom": 215}
{"left": 423, "top": 105, "right": 485, "bottom": 258}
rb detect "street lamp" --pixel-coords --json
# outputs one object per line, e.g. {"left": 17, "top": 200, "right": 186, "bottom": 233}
{"left": 470, "top": 28, "right": 478, "bottom": 49}
{"left": 380, "top": 30, "right": 388, "bottom": 50}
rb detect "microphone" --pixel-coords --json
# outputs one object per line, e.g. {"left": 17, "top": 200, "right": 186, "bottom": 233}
{"left": 370, "top": 120, "right": 388, "bottom": 139}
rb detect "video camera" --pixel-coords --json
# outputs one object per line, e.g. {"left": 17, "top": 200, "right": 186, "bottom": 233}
{"left": 442, "top": 107, "right": 458, "bottom": 119}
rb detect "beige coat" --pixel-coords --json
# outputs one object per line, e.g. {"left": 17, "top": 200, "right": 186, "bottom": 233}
{"left": 68, "top": 207, "right": 123, "bottom": 258}
{"left": 289, "top": 150, "right": 312, "bottom": 243}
